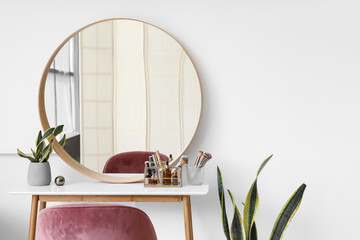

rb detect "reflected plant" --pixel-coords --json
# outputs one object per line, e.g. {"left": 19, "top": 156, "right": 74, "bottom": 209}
{"left": 17, "top": 125, "right": 66, "bottom": 163}
{"left": 217, "top": 155, "right": 306, "bottom": 240}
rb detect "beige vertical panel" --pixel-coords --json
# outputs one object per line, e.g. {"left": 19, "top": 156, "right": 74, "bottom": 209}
{"left": 113, "top": 20, "right": 147, "bottom": 154}
{"left": 80, "top": 21, "right": 114, "bottom": 172}
{"left": 147, "top": 25, "right": 183, "bottom": 155}
{"left": 182, "top": 55, "right": 202, "bottom": 147}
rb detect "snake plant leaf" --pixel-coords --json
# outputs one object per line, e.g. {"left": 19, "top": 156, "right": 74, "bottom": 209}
{"left": 36, "top": 130, "right": 42, "bottom": 147}
{"left": 270, "top": 183, "right": 306, "bottom": 240}
{"left": 17, "top": 149, "right": 36, "bottom": 162}
{"left": 53, "top": 125, "right": 64, "bottom": 137}
{"left": 244, "top": 155, "right": 272, "bottom": 240}
{"left": 35, "top": 141, "right": 44, "bottom": 159}
{"left": 31, "top": 149, "right": 36, "bottom": 158}
{"left": 40, "top": 127, "right": 54, "bottom": 144}
{"left": 244, "top": 180, "right": 259, "bottom": 240}
{"left": 43, "top": 143, "right": 54, "bottom": 162}
{"left": 250, "top": 222, "right": 258, "bottom": 240}
{"left": 227, "top": 189, "right": 244, "bottom": 240}
{"left": 217, "top": 166, "right": 231, "bottom": 240}
{"left": 59, "top": 134, "right": 66, "bottom": 147}
{"left": 39, "top": 139, "right": 53, "bottom": 163}
{"left": 256, "top": 154, "right": 273, "bottom": 177}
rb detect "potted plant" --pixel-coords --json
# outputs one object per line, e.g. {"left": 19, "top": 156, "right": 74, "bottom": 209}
{"left": 17, "top": 125, "right": 66, "bottom": 186}
{"left": 217, "top": 155, "right": 306, "bottom": 240}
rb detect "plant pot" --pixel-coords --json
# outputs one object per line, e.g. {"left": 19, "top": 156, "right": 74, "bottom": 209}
{"left": 27, "top": 162, "right": 51, "bottom": 186}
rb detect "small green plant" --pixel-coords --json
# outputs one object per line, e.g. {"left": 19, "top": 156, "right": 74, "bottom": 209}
{"left": 17, "top": 125, "right": 66, "bottom": 163}
{"left": 217, "top": 155, "right": 306, "bottom": 240}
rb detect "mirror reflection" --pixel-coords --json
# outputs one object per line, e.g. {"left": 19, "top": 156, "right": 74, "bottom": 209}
{"left": 44, "top": 19, "right": 202, "bottom": 173}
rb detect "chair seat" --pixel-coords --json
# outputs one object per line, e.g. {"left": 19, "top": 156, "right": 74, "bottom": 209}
{"left": 103, "top": 151, "right": 169, "bottom": 173}
{"left": 36, "top": 204, "right": 157, "bottom": 240}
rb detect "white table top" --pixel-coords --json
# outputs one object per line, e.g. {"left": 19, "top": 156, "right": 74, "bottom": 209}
{"left": 10, "top": 179, "right": 209, "bottom": 196}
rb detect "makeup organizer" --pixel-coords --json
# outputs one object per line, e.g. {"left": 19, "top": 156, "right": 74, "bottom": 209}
{"left": 144, "top": 164, "right": 182, "bottom": 187}
{"left": 144, "top": 150, "right": 212, "bottom": 187}
{"left": 144, "top": 151, "right": 182, "bottom": 187}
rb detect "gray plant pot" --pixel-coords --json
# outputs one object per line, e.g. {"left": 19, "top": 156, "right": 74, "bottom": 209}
{"left": 27, "top": 162, "right": 51, "bottom": 186}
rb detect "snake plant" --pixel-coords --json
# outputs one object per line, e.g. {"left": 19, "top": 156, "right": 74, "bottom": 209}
{"left": 217, "top": 155, "right": 306, "bottom": 240}
{"left": 17, "top": 125, "right": 66, "bottom": 163}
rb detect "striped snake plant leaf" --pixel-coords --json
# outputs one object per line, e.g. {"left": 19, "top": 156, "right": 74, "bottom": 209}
{"left": 270, "top": 183, "right": 306, "bottom": 240}
{"left": 256, "top": 155, "right": 273, "bottom": 177}
{"left": 39, "top": 127, "right": 54, "bottom": 144}
{"left": 244, "top": 180, "right": 259, "bottom": 240}
{"left": 39, "top": 139, "right": 53, "bottom": 163}
{"left": 217, "top": 166, "right": 231, "bottom": 240}
{"left": 46, "top": 140, "right": 55, "bottom": 160}
{"left": 53, "top": 125, "right": 64, "bottom": 137}
{"left": 17, "top": 149, "right": 36, "bottom": 162}
{"left": 31, "top": 149, "right": 36, "bottom": 158}
{"left": 35, "top": 141, "right": 44, "bottom": 159}
{"left": 227, "top": 189, "right": 245, "bottom": 240}
{"left": 43, "top": 143, "right": 54, "bottom": 162}
{"left": 36, "top": 130, "right": 42, "bottom": 147}
{"left": 59, "top": 134, "right": 66, "bottom": 147}
{"left": 244, "top": 155, "right": 272, "bottom": 240}
{"left": 250, "top": 222, "right": 258, "bottom": 240}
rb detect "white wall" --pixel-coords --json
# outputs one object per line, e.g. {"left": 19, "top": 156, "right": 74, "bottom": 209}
{"left": 1, "top": 0, "right": 360, "bottom": 239}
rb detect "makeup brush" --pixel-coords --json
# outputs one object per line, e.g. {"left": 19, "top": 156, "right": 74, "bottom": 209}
{"left": 172, "top": 155, "right": 189, "bottom": 173}
{"left": 151, "top": 154, "right": 159, "bottom": 167}
{"left": 200, "top": 152, "right": 212, "bottom": 167}
{"left": 179, "top": 155, "right": 189, "bottom": 166}
{"left": 194, "top": 151, "right": 203, "bottom": 167}
{"left": 156, "top": 150, "right": 162, "bottom": 164}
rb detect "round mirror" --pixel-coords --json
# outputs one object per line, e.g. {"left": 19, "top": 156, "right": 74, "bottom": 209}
{"left": 38, "top": 19, "right": 202, "bottom": 183}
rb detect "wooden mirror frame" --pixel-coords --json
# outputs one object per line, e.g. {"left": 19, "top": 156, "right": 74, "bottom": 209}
{"left": 38, "top": 18, "right": 202, "bottom": 183}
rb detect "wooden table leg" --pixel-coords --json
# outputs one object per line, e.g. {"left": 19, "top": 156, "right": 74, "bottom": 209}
{"left": 183, "top": 195, "right": 193, "bottom": 240}
{"left": 39, "top": 201, "right": 46, "bottom": 211}
{"left": 29, "top": 195, "right": 39, "bottom": 240}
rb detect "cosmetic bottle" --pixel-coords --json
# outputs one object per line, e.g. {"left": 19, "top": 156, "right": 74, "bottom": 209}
{"left": 145, "top": 161, "right": 152, "bottom": 185}
{"left": 162, "top": 161, "right": 171, "bottom": 185}
{"left": 151, "top": 169, "right": 158, "bottom": 185}
{"left": 172, "top": 171, "right": 179, "bottom": 186}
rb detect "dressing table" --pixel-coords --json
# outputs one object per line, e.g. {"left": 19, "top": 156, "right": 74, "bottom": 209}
{"left": 15, "top": 18, "right": 205, "bottom": 240}
{"left": 11, "top": 179, "right": 209, "bottom": 240}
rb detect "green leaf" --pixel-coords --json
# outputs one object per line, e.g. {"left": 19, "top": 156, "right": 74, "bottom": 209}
{"left": 35, "top": 141, "right": 44, "bottom": 159}
{"left": 217, "top": 166, "right": 231, "bottom": 240}
{"left": 40, "top": 127, "right": 54, "bottom": 143}
{"left": 256, "top": 154, "right": 272, "bottom": 177}
{"left": 35, "top": 130, "right": 42, "bottom": 147}
{"left": 244, "top": 180, "right": 259, "bottom": 240}
{"left": 43, "top": 143, "right": 53, "bottom": 162}
{"left": 53, "top": 125, "right": 64, "bottom": 137}
{"left": 17, "top": 149, "right": 36, "bottom": 162}
{"left": 270, "top": 184, "right": 306, "bottom": 240}
{"left": 59, "top": 134, "right": 66, "bottom": 147}
{"left": 39, "top": 139, "right": 53, "bottom": 163}
{"left": 228, "top": 190, "right": 244, "bottom": 240}
{"left": 31, "top": 149, "right": 36, "bottom": 158}
{"left": 244, "top": 155, "right": 272, "bottom": 240}
{"left": 250, "top": 222, "right": 258, "bottom": 240}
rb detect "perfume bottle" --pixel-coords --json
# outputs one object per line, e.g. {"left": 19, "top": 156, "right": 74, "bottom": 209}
{"left": 162, "top": 160, "right": 171, "bottom": 185}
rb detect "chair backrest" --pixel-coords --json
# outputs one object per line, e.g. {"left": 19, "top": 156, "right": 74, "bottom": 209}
{"left": 103, "top": 151, "right": 169, "bottom": 173}
{"left": 36, "top": 204, "right": 157, "bottom": 240}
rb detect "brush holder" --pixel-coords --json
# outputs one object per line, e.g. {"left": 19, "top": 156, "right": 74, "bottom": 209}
{"left": 186, "top": 165, "right": 204, "bottom": 185}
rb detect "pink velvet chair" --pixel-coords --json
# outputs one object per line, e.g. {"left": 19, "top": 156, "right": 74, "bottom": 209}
{"left": 103, "top": 151, "right": 169, "bottom": 173}
{"left": 36, "top": 204, "right": 157, "bottom": 240}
